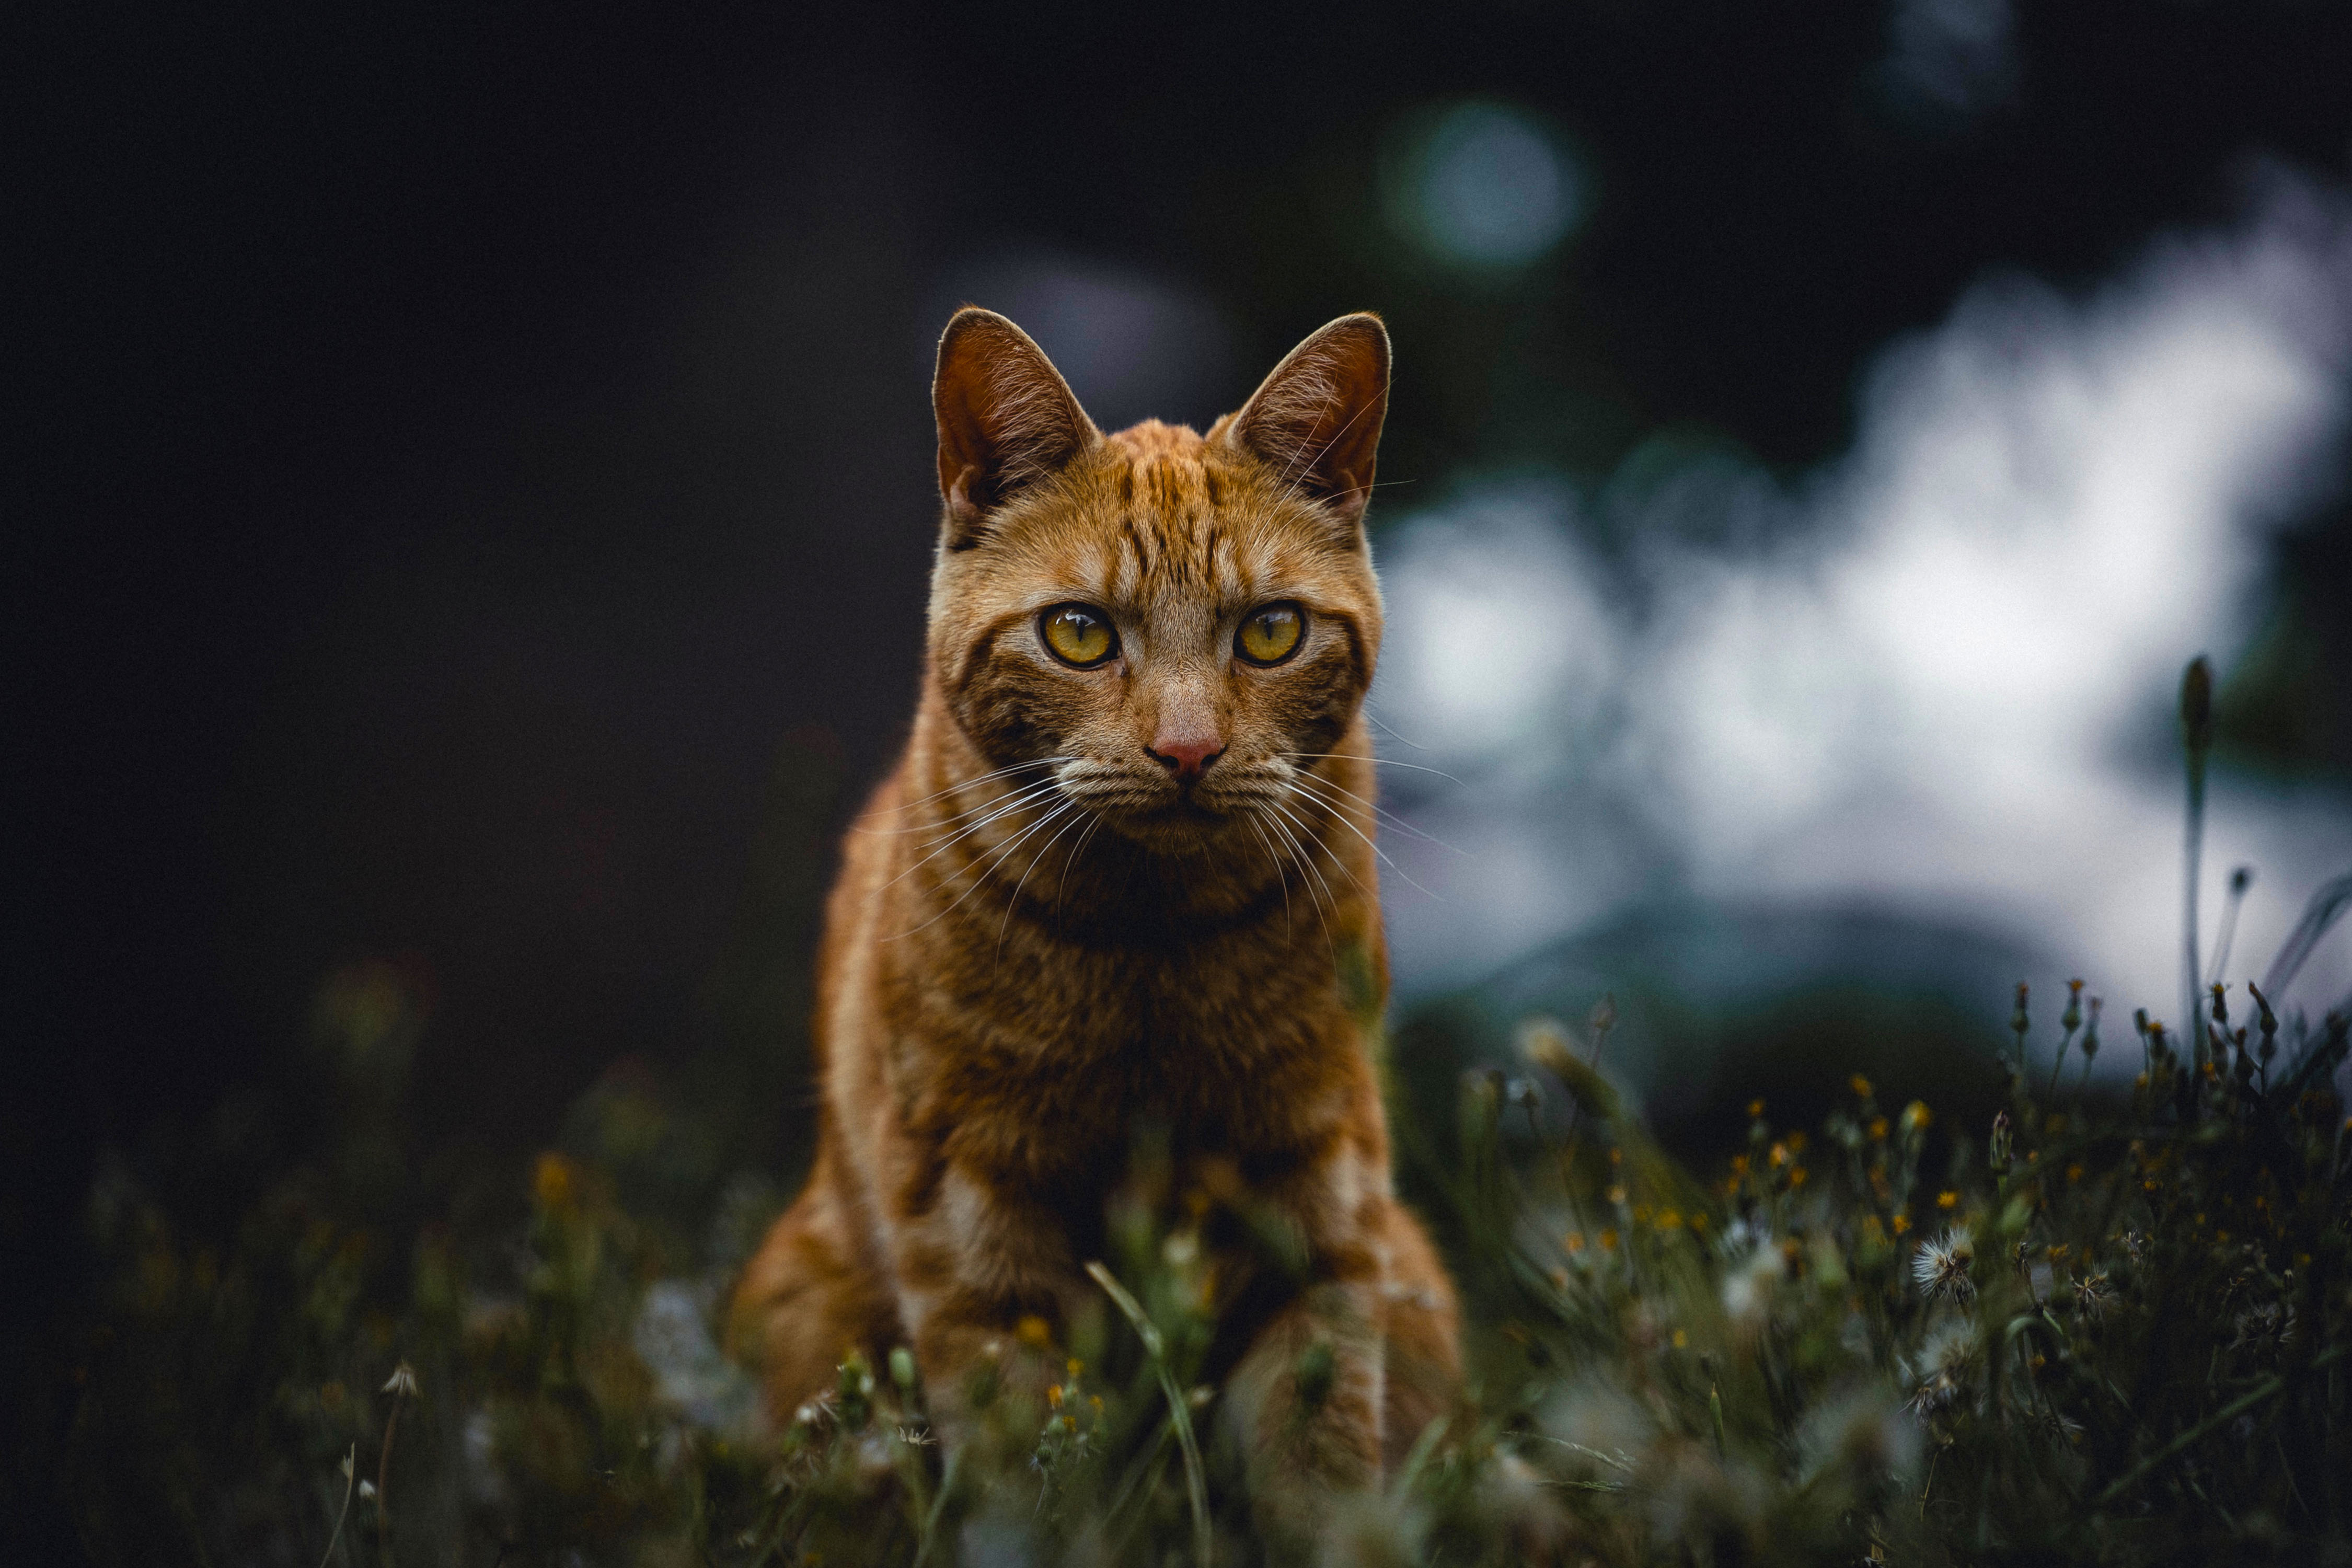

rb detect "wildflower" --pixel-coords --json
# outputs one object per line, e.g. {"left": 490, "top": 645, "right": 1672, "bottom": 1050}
{"left": 1988, "top": 1111, "right": 2012, "bottom": 1176}
{"left": 1657, "top": 1209, "right": 1683, "bottom": 1230}
{"left": 1867, "top": 1116, "right": 1889, "bottom": 1141}
{"left": 1851, "top": 1074, "right": 1873, "bottom": 1099}
{"left": 1788, "top": 1166, "right": 1808, "bottom": 1188}
{"left": 2072, "top": 1272, "right": 2112, "bottom": 1321}
{"left": 1936, "top": 1190, "right": 1958, "bottom": 1211}
{"left": 1912, "top": 1228, "right": 1975, "bottom": 1304}
{"left": 1599, "top": 1228, "right": 1619, "bottom": 1252}
{"left": 2231, "top": 1302, "right": 2297, "bottom": 1355}
{"left": 380, "top": 1362, "right": 419, "bottom": 1400}
{"left": 1891, "top": 1213, "right": 1911, "bottom": 1236}
{"left": 532, "top": 1151, "right": 575, "bottom": 1210}
{"left": 1607, "top": 1184, "right": 1628, "bottom": 1206}
{"left": 1564, "top": 1230, "right": 1585, "bottom": 1254}
{"left": 1908, "top": 1320, "right": 1977, "bottom": 1415}
{"left": 1722, "top": 1239, "right": 1786, "bottom": 1330}
{"left": 1900, "top": 1100, "right": 1932, "bottom": 1134}
{"left": 1748, "top": 1098, "right": 1766, "bottom": 1119}
{"left": 1016, "top": 1315, "right": 1053, "bottom": 1348}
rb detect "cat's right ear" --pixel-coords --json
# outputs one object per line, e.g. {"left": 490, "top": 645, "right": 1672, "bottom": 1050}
{"left": 932, "top": 307, "right": 1099, "bottom": 549}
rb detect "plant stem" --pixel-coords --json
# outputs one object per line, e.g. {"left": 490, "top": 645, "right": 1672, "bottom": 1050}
{"left": 1087, "top": 1262, "right": 1210, "bottom": 1568}
{"left": 376, "top": 1400, "right": 402, "bottom": 1568}
{"left": 2094, "top": 1342, "right": 2346, "bottom": 1506}
{"left": 315, "top": 1445, "right": 355, "bottom": 1568}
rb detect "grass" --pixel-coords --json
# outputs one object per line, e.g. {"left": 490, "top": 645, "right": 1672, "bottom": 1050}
{"left": 49, "top": 667, "right": 2352, "bottom": 1565}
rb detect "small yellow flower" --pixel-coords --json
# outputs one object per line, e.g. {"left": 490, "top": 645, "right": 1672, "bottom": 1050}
{"left": 1066, "top": 1357, "right": 1083, "bottom": 1377}
{"left": 1047, "top": 1384, "right": 1064, "bottom": 1408}
{"left": 532, "top": 1152, "right": 575, "bottom": 1210}
{"left": 1891, "top": 1213, "right": 1911, "bottom": 1236}
{"left": 1748, "top": 1099, "right": 1766, "bottom": 1119}
{"left": 1730, "top": 1155, "right": 1750, "bottom": 1177}
{"left": 1769, "top": 1143, "right": 1789, "bottom": 1168}
{"left": 1607, "top": 1184, "right": 1628, "bottom": 1205}
{"left": 1850, "top": 1074, "right": 1873, "bottom": 1099}
{"left": 1788, "top": 1166, "right": 1808, "bottom": 1188}
{"left": 1657, "top": 1209, "right": 1683, "bottom": 1230}
{"left": 1564, "top": 1230, "right": 1585, "bottom": 1254}
{"left": 1787, "top": 1132, "right": 1808, "bottom": 1155}
{"left": 1900, "top": 1100, "right": 1932, "bottom": 1133}
{"left": 1599, "top": 1228, "right": 1620, "bottom": 1252}
{"left": 1867, "top": 1116, "right": 1889, "bottom": 1141}
{"left": 1936, "top": 1190, "right": 1959, "bottom": 1210}
{"left": 1016, "top": 1315, "right": 1053, "bottom": 1349}
{"left": 1671, "top": 1329, "right": 1688, "bottom": 1348}
{"left": 2066, "top": 1163, "right": 2084, "bottom": 1183}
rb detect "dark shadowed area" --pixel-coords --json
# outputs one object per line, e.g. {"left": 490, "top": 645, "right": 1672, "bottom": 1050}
{"left": 12, "top": 3, "right": 2352, "bottom": 1558}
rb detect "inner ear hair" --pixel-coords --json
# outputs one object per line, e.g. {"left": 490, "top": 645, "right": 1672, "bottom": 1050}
{"left": 932, "top": 307, "right": 1100, "bottom": 549}
{"left": 1221, "top": 313, "right": 1391, "bottom": 529}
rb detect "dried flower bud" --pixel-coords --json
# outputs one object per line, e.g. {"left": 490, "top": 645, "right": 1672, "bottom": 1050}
{"left": 2062, "top": 979, "right": 2083, "bottom": 1035}
{"left": 2180, "top": 656, "right": 2212, "bottom": 754}
{"left": 1988, "top": 1111, "right": 2013, "bottom": 1177}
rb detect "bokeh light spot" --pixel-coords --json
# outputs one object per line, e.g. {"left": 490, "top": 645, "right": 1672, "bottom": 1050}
{"left": 1396, "top": 102, "right": 1582, "bottom": 268}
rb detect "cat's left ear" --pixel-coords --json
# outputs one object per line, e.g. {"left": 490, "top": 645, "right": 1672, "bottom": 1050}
{"left": 933, "top": 307, "right": 1100, "bottom": 548}
{"left": 1219, "top": 313, "right": 1390, "bottom": 530}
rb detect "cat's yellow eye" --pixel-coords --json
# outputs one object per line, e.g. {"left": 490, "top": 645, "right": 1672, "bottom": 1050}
{"left": 1235, "top": 602, "right": 1305, "bottom": 666}
{"left": 1040, "top": 604, "right": 1117, "bottom": 668}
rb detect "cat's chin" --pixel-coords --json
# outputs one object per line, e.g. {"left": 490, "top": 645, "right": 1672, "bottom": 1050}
{"left": 1096, "top": 797, "right": 1246, "bottom": 852}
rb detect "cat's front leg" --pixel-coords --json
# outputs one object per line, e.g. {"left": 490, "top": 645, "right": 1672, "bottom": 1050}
{"left": 1219, "top": 1273, "right": 1389, "bottom": 1544}
{"left": 889, "top": 1161, "right": 1085, "bottom": 1440}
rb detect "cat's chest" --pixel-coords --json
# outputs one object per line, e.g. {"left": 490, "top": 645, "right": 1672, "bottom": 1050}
{"left": 894, "top": 926, "right": 1355, "bottom": 1151}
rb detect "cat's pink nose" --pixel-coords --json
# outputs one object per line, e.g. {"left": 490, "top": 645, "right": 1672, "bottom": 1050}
{"left": 1147, "top": 735, "right": 1225, "bottom": 782}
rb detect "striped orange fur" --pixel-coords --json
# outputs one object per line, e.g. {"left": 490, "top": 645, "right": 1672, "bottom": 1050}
{"left": 728, "top": 307, "right": 1459, "bottom": 1537}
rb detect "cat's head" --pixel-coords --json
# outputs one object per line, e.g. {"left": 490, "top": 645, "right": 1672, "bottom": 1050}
{"left": 924, "top": 307, "right": 1389, "bottom": 850}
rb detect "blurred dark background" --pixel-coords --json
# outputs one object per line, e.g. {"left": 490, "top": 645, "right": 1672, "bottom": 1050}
{"left": 11, "top": 2, "right": 2352, "bottom": 1550}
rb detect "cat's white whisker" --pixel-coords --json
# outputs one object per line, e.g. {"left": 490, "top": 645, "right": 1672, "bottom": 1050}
{"left": 1282, "top": 767, "right": 1459, "bottom": 856}
{"left": 1278, "top": 780, "right": 1439, "bottom": 901}
{"left": 1255, "top": 802, "right": 1339, "bottom": 960}
{"left": 995, "top": 802, "right": 1096, "bottom": 962}
{"left": 879, "top": 778, "right": 1068, "bottom": 893}
{"left": 886, "top": 798, "right": 1078, "bottom": 941}
{"left": 1278, "top": 752, "right": 1466, "bottom": 788}
{"left": 1246, "top": 817, "right": 1294, "bottom": 940}
{"left": 856, "top": 756, "right": 1073, "bottom": 828}
{"left": 1053, "top": 813, "right": 1106, "bottom": 915}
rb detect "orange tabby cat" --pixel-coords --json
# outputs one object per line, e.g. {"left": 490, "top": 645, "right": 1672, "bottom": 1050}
{"left": 728, "top": 306, "right": 1459, "bottom": 1535}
